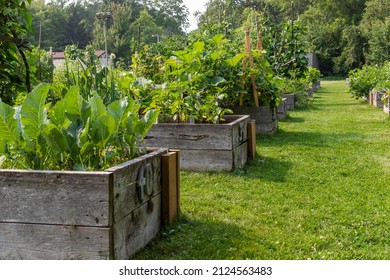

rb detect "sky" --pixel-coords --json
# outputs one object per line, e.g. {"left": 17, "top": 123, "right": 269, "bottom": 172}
{"left": 183, "top": 0, "right": 208, "bottom": 31}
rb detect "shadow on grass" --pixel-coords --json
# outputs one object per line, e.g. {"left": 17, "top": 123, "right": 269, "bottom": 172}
{"left": 279, "top": 115, "right": 305, "bottom": 123}
{"left": 242, "top": 155, "right": 293, "bottom": 182}
{"left": 133, "top": 214, "right": 245, "bottom": 260}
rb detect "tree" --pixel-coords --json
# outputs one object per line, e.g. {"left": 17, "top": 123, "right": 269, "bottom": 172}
{"left": 1, "top": 0, "right": 33, "bottom": 102}
{"left": 151, "top": 0, "right": 189, "bottom": 35}
{"left": 360, "top": 0, "right": 390, "bottom": 65}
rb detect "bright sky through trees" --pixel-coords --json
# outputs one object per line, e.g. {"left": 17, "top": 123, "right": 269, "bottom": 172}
{"left": 183, "top": 0, "right": 208, "bottom": 31}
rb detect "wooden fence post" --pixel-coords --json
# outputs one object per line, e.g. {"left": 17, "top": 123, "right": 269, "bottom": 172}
{"left": 248, "top": 120, "right": 256, "bottom": 160}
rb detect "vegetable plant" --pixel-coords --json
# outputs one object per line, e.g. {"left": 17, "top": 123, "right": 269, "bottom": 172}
{"left": 0, "top": 83, "right": 158, "bottom": 171}
{"left": 137, "top": 34, "right": 246, "bottom": 123}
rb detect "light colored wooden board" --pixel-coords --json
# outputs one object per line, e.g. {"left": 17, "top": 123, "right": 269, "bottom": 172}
{"left": 178, "top": 149, "right": 232, "bottom": 171}
{"left": 233, "top": 142, "right": 248, "bottom": 169}
{"left": 145, "top": 115, "right": 249, "bottom": 150}
{"left": 0, "top": 170, "right": 112, "bottom": 227}
{"left": 232, "top": 106, "right": 278, "bottom": 134}
{"left": 106, "top": 149, "right": 166, "bottom": 223}
{"left": 113, "top": 194, "right": 161, "bottom": 259}
{"left": 0, "top": 223, "right": 112, "bottom": 260}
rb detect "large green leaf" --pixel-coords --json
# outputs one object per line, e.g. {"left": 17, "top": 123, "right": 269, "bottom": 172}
{"left": 107, "top": 97, "right": 130, "bottom": 133}
{"left": 42, "top": 124, "right": 68, "bottom": 154}
{"left": 139, "top": 109, "right": 158, "bottom": 137}
{"left": 193, "top": 41, "right": 205, "bottom": 53}
{"left": 226, "top": 53, "right": 247, "bottom": 67}
{"left": 50, "top": 99, "right": 66, "bottom": 127}
{"left": 20, "top": 83, "right": 50, "bottom": 142}
{"left": 0, "top": 100, "right": 19, "bottom": 144}
{"left": 91, "top": 114, "right": 115, "bottom": 148}
{"left": 63, "top": 86, "right": 91, "bottom": 124}
{"left": 89, "top": 93, "right": 107, "bottom": 123}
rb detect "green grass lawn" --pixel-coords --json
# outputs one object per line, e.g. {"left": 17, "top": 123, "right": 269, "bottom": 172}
{"left": 135, "top": 80, "right": 390, "bottom": 260}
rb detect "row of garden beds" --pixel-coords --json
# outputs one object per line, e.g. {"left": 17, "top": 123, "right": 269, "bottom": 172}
{"left": 0, "top": 82, "right": 320, "bottom": 260}
{"left": 369, "top": 89, "right": 390, "bottom": 116}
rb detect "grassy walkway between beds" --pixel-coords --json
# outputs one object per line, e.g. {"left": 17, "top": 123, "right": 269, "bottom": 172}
{"left": 135, "top": 80, "right": 390, "bottom": 260}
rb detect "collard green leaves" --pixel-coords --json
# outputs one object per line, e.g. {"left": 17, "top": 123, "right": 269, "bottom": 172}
{"left": 0, "top": 83, "right": 158, "bottom": 170}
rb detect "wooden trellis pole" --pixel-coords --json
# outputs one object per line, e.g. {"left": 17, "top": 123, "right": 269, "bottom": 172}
{"left": 243, "top": 27, "right": 260, "bottom": 107}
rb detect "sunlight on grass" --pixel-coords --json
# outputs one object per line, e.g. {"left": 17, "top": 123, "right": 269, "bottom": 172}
{"left": 135, "top": 80, "right": 390, "bottom": 260}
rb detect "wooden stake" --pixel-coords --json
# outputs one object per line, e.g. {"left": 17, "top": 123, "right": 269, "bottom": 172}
{"left": 244, "top": 27, "right": 260, "bottom": 107}
{"left": 247, "top": 120, "right": 257, "bottom": 160}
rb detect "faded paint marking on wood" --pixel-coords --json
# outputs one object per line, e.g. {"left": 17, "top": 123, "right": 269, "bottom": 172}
{"left": 113, "top": 194, "right": 161, "bottom": 260}
{"left": 106, "top": 150, "right": 165, "bottom": 223}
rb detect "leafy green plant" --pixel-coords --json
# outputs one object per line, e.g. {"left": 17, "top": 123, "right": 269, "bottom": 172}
{"left": 0, "top": 83, "right": 158, "bottom": 171}
{"left": 348, "top": 63, "right": 389, "bottom": 99}
{"left": 136, "top": 34, "right": 245, "bottom": 123}
{"left": 306, "top": 67, "right": 322, "bottom": 85}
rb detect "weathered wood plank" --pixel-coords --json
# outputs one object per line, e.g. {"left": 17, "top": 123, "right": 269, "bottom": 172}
{"left": 113, "top": 194, "right": 161, "bottom": 259}
{"left": 178, "top": 149, "right": 234, "bottom": 171}
{"left": 106, "top": 149, "right": 166, "bottom": 223}
{"left": 233, "top": 142, "right": 248, "bottom": 169}
{"left": 277, "top": 98, "right": 287, "bottom": 120}
{"left": 0, "top": 223, "right": 112, "bottom": 260}
{"left": 145, "top": 115, "right": 249, "bottom": 150}
{"left": 233, "top": 106, "right": 278, "bottom": 134}
{"left": 162, "top": 152, "right": 179, "bottom": 227}
{"left": 283, "top": 94, "right": 295, "bottom": 110}
{"left": 0, "top": 171, "right": 112, "bottom": 227}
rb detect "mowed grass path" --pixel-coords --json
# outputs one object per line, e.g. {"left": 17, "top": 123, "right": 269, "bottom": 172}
{"left": 136, "top": 80, "right": 390, "bottom": 260}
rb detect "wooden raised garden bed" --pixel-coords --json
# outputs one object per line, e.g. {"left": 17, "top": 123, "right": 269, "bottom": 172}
{"left": 0, "top": 148, "right": 180, "bottom": 260}
{"left": 277, "top": 98, "right": 288, "bottom": 120}
{"left": 283, "top": 94, "right": 295, "bottom": 110}
{"left": 233, "top": 106, "right": 278, "bottom": 134}
{"left": 145, "top": 115, "right": 252, "bottom": 172}
{"left": 372, "top": 90, "right": 384, "bottom": 108}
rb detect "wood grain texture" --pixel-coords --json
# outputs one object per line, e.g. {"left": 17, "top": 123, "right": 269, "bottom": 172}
{"left": 247, "top": 120, "right": 257, "bottom": 160}
{"left": 113, "top": 194, "right": 161, "bottom": 259}
{"left": 145, "top": 115, "right": 249, "bottom": 150}
{"left": 0, "top": 148, "right": 169, "bottom": 260}
{"left": 283, "top": 94, "right": 295, "bottom": 110}
{"left": 0, "top": 223, "right": 112, "bottom": 260}
{"left": 106, "top": 149, "right": 167, "bottom": 223}
{"left": 233, "top": 142, "right": 248, "bottom": 169}
{"left": 232, "top": 106, "right": 278, "bottom": 134}
{"left": 0, "top": 170, "right": 112, "bottom": 227}
{"left": 162, "top": 152, "right": 179, "bottom": 227}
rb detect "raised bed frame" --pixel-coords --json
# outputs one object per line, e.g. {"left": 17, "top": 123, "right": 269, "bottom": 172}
{"left": 0, "top": 148, "right": 180, "bottom": 260}
{"left": 145, "top": 115, "right": 251, "bottom": 172}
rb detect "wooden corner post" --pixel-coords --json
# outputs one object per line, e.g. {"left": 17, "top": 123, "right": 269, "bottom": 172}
{"left": 161, "top": 150, "right": 180, "bottom": 227}
{"left": 248, "top": 120, "right": 256, "bottom": 160}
